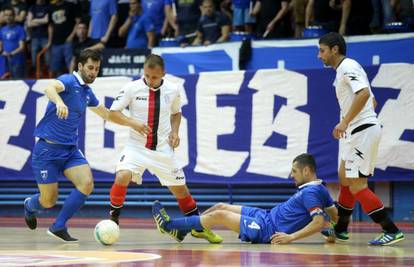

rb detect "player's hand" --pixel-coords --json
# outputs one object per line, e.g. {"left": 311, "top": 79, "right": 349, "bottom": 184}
{"left": 332, "top": 120, "right": 348, "bottom": 139}
{"left": 168, "top": 132, "right": 180, "bottom": 148}
{"left": 131, "top": 121, "right": 151, "bottom": 136}
{"left": 270, "top": 232, "right": 294, "bottom": 244}
{"left": 56, "top": 101, "right": 68, "bottom": 119}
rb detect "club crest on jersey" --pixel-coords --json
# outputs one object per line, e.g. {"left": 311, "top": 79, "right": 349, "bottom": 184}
{"left": 309, "top": 207, "right": 324, "bottom": 216}
{"left": 40, "top": 170, "right": 48, "bottom": 180}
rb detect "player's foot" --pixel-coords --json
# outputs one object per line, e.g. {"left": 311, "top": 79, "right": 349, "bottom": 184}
{"left": 152, "top": 200, "right": 187, "bottom": 242}
{"left": 24, "top": 197, "right": 37, "bottom": 230}
{"left": 47, "top": 227, "right": 78, "bottom": 243}
{"left": 109, "top": 205, "right": 122, "bottom": 225}
{"left": 321, "top": 229, "right": 349, "bottom": 242}
{"left": 191, "top": 228, "right": 223, "bottom": 244}
{"left": 368, "top": 231, "right": 404, "bottom": 246}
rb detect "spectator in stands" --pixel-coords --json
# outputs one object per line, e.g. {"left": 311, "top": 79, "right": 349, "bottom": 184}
{"left": 141, "top": 0, "right": 175, "bottom": 45}
{"left": 331, "top": 0, "right": 373, "bottom": 35}
{"left": 173, "top": 0, "right": 201, "bottom": 46}
{"left": 192, "top": 0, "right": 231, "bottom": 46}
{"left": 153, "top": 153, "right": 339, "bottom": 244}
{"left": 7, "top": 0, "right": 27, "bottom": 24}
{"left": 0, "top": 6, "right": 25, "bottom": 78}
{"left": 27, "top": 0, "right": 50, "bottom": 71}
{"left": 47, "top": 0, "right": 80, "bottom": 76}
{"left": 251, "top": 0, "right": 291, "bottom": 39}
{"left": 231, "top": 0, "right": 256, "bottom": 33}
{"left": 69, "top": 21, "right": 104, "bottom": 73}
{"left": 292, "top": 0, "right": 307, "bottom": 38}
{"left": 305, "top": 0, "right": 340, "bottom": 33}
{"left": 89, "top": 0, "right": 118, "bottom": 47}
{"left": 370, "top": 0, "right": 396, "bottom": 33}
{"left": 118, "top": 0, "right": 156, "bottom": 49}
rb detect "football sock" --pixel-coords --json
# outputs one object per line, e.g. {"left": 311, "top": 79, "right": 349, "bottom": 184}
{"left": 26, "top": 193, "right": 45, "bottom": 213}
{"left": 165, "top": 215, "right": 204, "bottom": 232}
{"left": 51, "top": 189, "right": 87, "bottom": 231}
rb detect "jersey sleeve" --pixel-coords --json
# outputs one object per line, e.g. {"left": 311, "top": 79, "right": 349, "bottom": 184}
{"left": 56, "top": 74, "right": 73, "bottom": 92}
{"left": 110, "top": 83, "right": 132, "bottom": 111}
{"left": 171, "top": 87, "right": 182, "bottom": 114}
{"left": 343, "top": 63, "right": 369, "bottom": 94}
{"left": 303, "top": 189, "right": 325, "bottom": 218}
{"left": 87, "top": 89, "right": 99, "bottom": 107}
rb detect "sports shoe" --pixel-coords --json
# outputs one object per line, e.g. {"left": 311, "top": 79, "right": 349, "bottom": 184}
{"left": 321, "top": 229, "right": 349, "bottom": 242}
{"left": 47, "top": 227, "right": 78, "bottom": 243}
{"left": 368, "top": 231, "right": 405, "bottom": 246}
{"left": 24, "top": 197, "right": 37, "bottom": 230}
{"left": 109, "top": 205, "right": 122, "bottom": 225}
{"left": 191, "top": 228, "right": 223, "bottom": 244}
{"left": 152, "top": 200, "right": 187, "bottom": 242}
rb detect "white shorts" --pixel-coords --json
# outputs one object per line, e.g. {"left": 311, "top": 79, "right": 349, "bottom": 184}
{"left": 340, "top": 124, "right": 382, "bottom": 178}
{"left": 116, "top": 145, "right": 186, "bottom": 186}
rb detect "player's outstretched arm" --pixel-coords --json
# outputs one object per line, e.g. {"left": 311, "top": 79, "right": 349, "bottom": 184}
{"left": 89, "top": 104, "right": 111, "bottom": 121}
{"left": 270, "top": 215, "right": 325, "bottom": 244}
{"left": 45, "top": 80, "right": 68, "bottom": 120}
{"left": 108, "top": 110, "right": 151, "bottom": 136}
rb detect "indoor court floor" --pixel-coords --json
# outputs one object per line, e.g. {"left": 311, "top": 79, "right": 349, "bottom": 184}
{"left": 0, "top": 217, "right": 412, "bottom": 266}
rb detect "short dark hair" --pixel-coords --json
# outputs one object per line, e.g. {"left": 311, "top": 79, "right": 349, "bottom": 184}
{"left": 2, "top": 5, "right": 15, "bottom": 16}
{"left": 319, "top": 32, "right": 347, "bottom": 56}
{"left": 144, "top": 54, "right": 165, "bottom": 70}
{"left": 293, "top": 153, "right": 317, "bottom": 173}
{"left": 78, "top": 49, "right": 101, "bottom": 65}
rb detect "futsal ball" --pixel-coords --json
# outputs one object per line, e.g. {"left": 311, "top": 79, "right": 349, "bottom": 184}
{"left": 94, "top": 219, "right": 120, "bottom": 245}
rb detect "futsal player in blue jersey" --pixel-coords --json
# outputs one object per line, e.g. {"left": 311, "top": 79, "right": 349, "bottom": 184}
{"left": 23, "top": 49, "right": 142, "bottom": 242}
{"left": 153, "top": 153, "right": 338, "bottom": 244}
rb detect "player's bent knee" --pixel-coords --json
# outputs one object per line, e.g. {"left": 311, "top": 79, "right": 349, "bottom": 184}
{"left": 40, "top": 196, "right": 58, "bottom": 208}
{"left": 115, "top": 172, "right": 132, "bottom": 186}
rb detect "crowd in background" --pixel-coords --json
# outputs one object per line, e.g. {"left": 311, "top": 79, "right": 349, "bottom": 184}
{"left": 0, "top": 0, "right": 413, "bottom": 79}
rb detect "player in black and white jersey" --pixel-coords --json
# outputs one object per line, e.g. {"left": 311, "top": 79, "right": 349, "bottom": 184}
{"left": 317, "top": 32, "right": 404, "bottom": 246}
{"left": 107, "top": 54, "right": 223, "bottom": 244}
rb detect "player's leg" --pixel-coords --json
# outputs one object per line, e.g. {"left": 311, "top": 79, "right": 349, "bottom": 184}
{"left": 45, "top": 163, "right": 93, "bottom": 242}
{"left": 348, "top": 125, "right": 403, "bottom": 245}
{"left": 109, "top": 170, "right": 133, "bottom": 225}
{"left": 202, "top": 202, "right": 243, "bottom": 215}
{"left": 332, "top": 159, "right": 356, "bottom": 240}
{"left": 168, "top": 184, "right": 224, "bottom": 243}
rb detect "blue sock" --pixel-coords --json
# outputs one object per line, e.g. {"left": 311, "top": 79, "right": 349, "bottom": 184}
{"left": 51, "top": 189, "right": 87, "bottom": 231}
{"left": 165, "top": 215, "right": 204, "bottom": 231}
{"left": 25, "top": 193, "right": 45, "bottom": 213}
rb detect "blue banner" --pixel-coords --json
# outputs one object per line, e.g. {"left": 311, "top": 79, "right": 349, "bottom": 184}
{"left": 1, "top": 64, "right": 413, "bottom": 184}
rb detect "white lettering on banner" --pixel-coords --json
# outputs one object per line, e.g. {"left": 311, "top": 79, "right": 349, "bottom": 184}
{"left": 195, "top": 72, "right": 249, "bottom": 176}
{"left": 165, "top": 75, "right": 189, "bottom": 168}
{"left": 371, "top": 63, "right": 414, "bottom": 170}
{"left": 32, "top": 79, "right": 53, "bottom": 126}
{"left": 247, "top": 69, "right": 310, "bottom": 178}
{"left": 0, "top": 81, "right": 31, "bottom": 170}
{"left": 87, "top": 77, "right": 133, "bottom": 173}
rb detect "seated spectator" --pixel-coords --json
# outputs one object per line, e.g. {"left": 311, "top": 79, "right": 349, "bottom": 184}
{"left": 0, "top": 6, "right": 25, "bottom": 79}
{"left": 27, "top": 0, "right": 50, "bottom": 70}
{"left": 251, "top": 0, "right": 291, "bottom": 39}
{"left": 70, "top": 21, "right": 104, "bottom": 72}
{"left": 119, "top": 0, "right": 155, "bottom": 49}
{"left": 192, "top": 0, "right": 231, "bottom": 46}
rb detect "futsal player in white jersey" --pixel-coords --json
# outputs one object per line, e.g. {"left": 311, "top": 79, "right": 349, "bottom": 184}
{"left": 317, "top": 32, "right": 404, "bottom": 246}
{"left": 106, "top": 54, "right": 222, "bottom": 243}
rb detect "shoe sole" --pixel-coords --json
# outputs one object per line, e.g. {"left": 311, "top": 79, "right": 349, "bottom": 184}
{"left": 46, "top": 230, "right": 79, "bottom": 243}
{"left": 24, "top": 198, "right": 37, "bottom": 230}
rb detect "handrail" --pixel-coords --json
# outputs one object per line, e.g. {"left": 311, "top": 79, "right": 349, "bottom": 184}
{"left": 36, "top": 46, "right": 49, "bottom": 79}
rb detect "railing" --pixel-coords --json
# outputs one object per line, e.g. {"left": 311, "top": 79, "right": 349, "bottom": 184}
{"left": 36, "top": 47, "right": 51, "bottom": 79}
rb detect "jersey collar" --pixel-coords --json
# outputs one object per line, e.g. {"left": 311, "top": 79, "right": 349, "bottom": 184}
{"left": 298, "top": 179, "right": 323, "bottom": 189}
{"left": 73, "top": 71, "right": 86, "bottom": 85}
{"left": 143, "top": 77, "right": 164, "bottom": 90}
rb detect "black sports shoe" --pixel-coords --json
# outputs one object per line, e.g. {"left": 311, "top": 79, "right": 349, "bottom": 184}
{"left": 47, "top": 228, "right": 79, "bottom": 243}
{"left": 109, "top": 204, "right": 122, "bottom": 225}
{"left": 24, "top": 197, "right": 37, "bottom": 230}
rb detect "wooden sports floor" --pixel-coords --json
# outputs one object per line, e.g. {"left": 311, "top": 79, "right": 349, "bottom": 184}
{"left": 0, "top": 217, "right": 412, "bottom": 266}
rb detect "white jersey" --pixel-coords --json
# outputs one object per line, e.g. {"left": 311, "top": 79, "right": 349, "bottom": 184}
{"left": 334, "top": 58, "right": 378, "bottom": 131}
{"left": 110, "top": 77, "right": 181, "bottom": 151}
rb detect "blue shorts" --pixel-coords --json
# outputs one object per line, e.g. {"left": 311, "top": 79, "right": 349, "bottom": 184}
{"left": 239, "top": 206, "right": 274, "bottom": 243}
{"left": 233, "top": 6, "right": 256, "bottom": 26}
{"left": 31, "top": 139, "right": 88, "bottom": 184}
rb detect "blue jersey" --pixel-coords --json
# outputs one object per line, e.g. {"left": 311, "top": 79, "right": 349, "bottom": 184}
{"left": 90, "top": 0, "right": 117, "bottom": 39}
{"left": 126, "top": 14, "right": 155, "bottom": 49}
{"left": 34, "top": 72, "right": 99, "bottom": 145}
{"left": 270, "top": 180, "right": 334, "bottom": 234}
